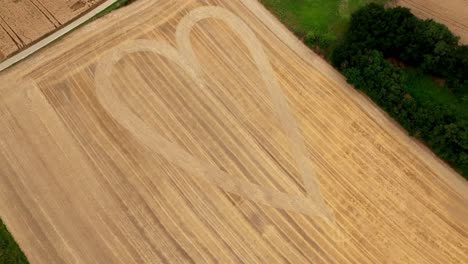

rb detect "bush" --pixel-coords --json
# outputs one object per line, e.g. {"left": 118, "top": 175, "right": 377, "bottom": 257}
{"left": 304, "top": 29, "right": 335, "bottom": 49}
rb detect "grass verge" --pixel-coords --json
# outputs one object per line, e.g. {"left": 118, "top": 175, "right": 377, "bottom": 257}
{"left": 403, "top": 69, "right": 468, "bottom": 122}
{"left": 90, "top": 0, "right": 134, "bottom": 21}
{"left": 260, "top": 0, "right": 388, "bottom": 56}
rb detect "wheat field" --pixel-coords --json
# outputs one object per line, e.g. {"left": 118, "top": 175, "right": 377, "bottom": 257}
{"left": 0, "top": 0, "right": 106, "bottom": 61}
{"left": 0, "top": 0, "right": 467, "bottom": 263}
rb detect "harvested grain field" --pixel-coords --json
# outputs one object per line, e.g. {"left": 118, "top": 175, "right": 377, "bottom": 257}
{"left": 0, "top": 0, "right": 467, "bottom": 263}
{"left": 0, "top": 0, "right": 106, "bottom": 61}
{"left": 396, "top": 0, "right": 468, "bottom": 43}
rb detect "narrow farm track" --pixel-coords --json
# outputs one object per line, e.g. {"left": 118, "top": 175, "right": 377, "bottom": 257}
{"left": 0, "top": 0, "right": 467, "bottom": 263}
{"left": 396, "top": 0, "right": 468, "bottom": 43}
{"left": 0, "top": 0, "right": 105, "bottom": 61}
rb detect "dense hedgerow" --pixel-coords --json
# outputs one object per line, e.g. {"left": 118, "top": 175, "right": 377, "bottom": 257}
{"left": 0, "top": 219, "right": 28, "bottom": 264}
{"left": 332, "top": 4, "right": 468, "bottom": 178}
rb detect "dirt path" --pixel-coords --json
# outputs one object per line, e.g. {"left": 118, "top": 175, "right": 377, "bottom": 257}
{"left": 0, "top": 0, "right": 106, "bottom": 62}
{"left": 0, "top": 0, "right": 467, "bottom": 263}
{"left": 396, "top": 0, "right": 468, "bottom": 43}
{"left": 0, "top": 0, "right": 120, "bottom": 72}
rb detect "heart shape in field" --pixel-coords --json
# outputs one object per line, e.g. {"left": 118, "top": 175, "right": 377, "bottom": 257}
{"left": 95, "top": 6, "right": 331, "bottom": 219}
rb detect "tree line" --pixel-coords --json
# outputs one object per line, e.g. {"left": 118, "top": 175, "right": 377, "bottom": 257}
{"left": 331, "top": 4, "right": 468, "bottom": 178}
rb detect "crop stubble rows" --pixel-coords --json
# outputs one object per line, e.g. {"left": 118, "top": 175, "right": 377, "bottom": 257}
{"left": 0, "top": 0, "right": 466, "bottom": 263}
{"left": 0, "top": 0, "right": 105, "bottom": 61}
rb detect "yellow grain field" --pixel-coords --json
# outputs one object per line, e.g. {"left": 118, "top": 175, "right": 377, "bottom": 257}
{"left": 0, "top": 0, "right": 466, "bottom": 263}
{"left": 0, "top": 0, "right": 106, "bottom": 61}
